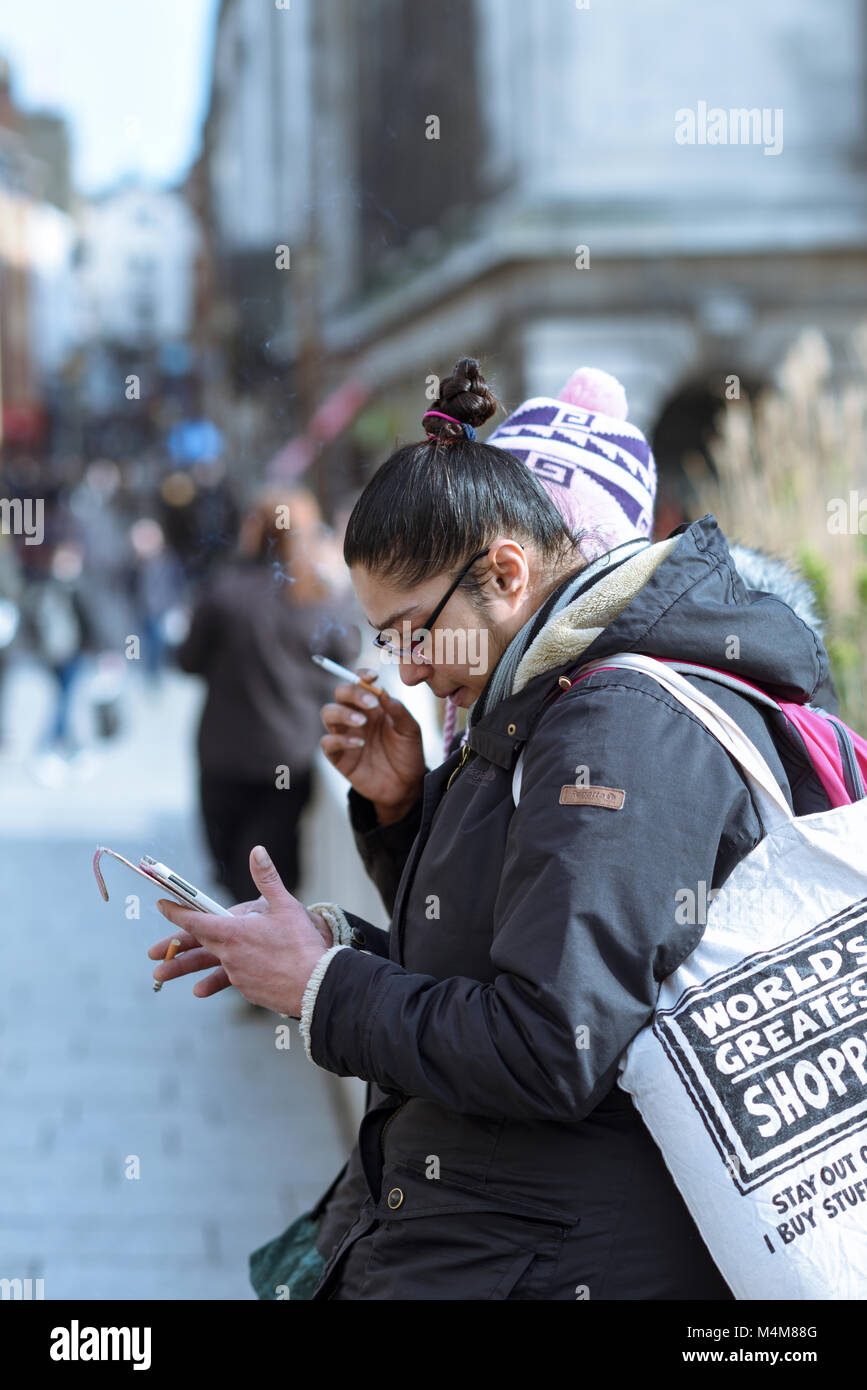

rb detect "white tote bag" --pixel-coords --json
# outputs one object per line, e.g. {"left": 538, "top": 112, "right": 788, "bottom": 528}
{"left": 554, "top": 653, "right": 867, "bottom": 1299}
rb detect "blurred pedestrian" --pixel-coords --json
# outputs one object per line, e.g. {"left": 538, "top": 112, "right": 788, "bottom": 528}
{"left": 23, "top": 540, "right": 101, "bottom": 774}
{"left": 177, "top": 486, "right": 360, "bottom": 904}
{"left": 128, "top": 518, "right": 186, "bottom": 683}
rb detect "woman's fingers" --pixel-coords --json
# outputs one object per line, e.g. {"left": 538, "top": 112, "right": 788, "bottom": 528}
{"left": 148, "top": 927, "right": 232, "bottom": 995}
{"left": 147, "top": 928, "right": 201, "bottom": 960}
{"left": 377, "top": 689, "right": 422, "bottom": 737}
{"left": 320, "top": 733, "right": 365, "bottom": 763}
{"left": 152, "top": 945, "right": 222, "bottom": 983}
{"left": 320, "top": 700, "right": 371, "bottom": 735}
{"left": 321, "top": 686, "right": 420, "bottom": 741}
{"left": 192, "top": 966, "right": 232, "bottom": 998}
{"left": 319, "top": 706, "right": 369, "bottom": 750}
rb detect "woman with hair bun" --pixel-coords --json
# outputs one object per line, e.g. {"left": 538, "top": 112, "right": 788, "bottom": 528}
{"left": 156, "top": 356, "right": 834, "bottom": 1300}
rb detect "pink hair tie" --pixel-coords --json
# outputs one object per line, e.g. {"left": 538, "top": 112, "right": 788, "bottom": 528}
{"left": 422, "top": 411, "right": 477, "bottom": 441}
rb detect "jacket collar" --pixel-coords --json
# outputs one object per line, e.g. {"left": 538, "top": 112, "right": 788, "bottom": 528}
{"left": 466, "top": 533, "right": 677, "bottom": 767}
{"left": 465, "top": 513, "right": 828, "bottom": 768}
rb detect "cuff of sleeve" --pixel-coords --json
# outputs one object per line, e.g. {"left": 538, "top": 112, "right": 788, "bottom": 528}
{"left": 308, "top": 943, "right": 404, "bottom": 1078}
{"left": 305, "top": 901, "right": 354, "bottom": 947}
{"left": 348, "top": 786, "right": 423, "bottom": 842}
{"left": 299, "top": 944, "right": 350, "bottom": 1062}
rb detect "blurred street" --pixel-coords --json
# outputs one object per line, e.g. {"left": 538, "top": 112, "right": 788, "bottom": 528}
{"left": 0, "top": 660, "right": 350, "bottom": 1300}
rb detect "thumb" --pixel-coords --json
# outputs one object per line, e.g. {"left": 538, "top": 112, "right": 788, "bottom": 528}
{"left": 378, "top": 688, "right": 420, "bottom": 736}
{"left": 249, "top": 845, "right": 292, "bottom": 907}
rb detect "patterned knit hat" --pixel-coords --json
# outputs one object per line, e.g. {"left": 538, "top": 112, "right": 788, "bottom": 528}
{"left": 487, "top": 367, "right": 657, "bottom": 563}
{"left": 441, "top": 367, "right": 657, "bottom": 759}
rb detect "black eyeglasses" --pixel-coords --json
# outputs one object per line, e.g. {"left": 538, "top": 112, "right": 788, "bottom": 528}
{"left": 373, "top": 549, "right": 490, "bottom": 659}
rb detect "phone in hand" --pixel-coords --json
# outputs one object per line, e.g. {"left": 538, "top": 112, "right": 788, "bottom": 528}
{"left": 93, "top": 847, "right": 233, "bottom": 916}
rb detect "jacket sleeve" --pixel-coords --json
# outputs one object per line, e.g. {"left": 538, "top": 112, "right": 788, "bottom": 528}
{"left": 303, "top": 675, "right": 765, "bottom": 1120}
{"left": 304, "top": 900, "right": 391, "bottom": 959}
{"left": 341, "top": 715, "right": 460, "bottom": 914}
{"left": 346, "top": 785, "right": 424, "bottom": 917}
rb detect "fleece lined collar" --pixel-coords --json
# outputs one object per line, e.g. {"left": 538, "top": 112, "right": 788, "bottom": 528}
{"left": 465, "top": 534, "right": 680, "bottom": 766}
{"left": 465, "top": 514, "right": 828, "bottom": 769}
{"left": 512, "top": 537, "right": 678, "bottom": 693}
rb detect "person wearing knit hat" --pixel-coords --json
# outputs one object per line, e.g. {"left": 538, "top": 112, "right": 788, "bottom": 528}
{"left": 153, "top": 353, "right": 848, "bottom": 1305}
{"left": 200, "top": 354, "right": 827, "bottom": 1302}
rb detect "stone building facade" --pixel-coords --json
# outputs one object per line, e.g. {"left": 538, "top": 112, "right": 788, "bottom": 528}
{"left": 192, "top": 0, "right": 867, "bottom": 520}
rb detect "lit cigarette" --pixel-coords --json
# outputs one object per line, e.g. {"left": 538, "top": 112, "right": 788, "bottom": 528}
{"left": 153, "top": 938, "right": 181, "bottom": 993}
{"left": 311, "top": 654, "right": 383, "bottom": 699}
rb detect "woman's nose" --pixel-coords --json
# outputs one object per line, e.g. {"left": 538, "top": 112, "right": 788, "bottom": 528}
{"left": 398, "top": 657, "right": 432, "bottom": 687}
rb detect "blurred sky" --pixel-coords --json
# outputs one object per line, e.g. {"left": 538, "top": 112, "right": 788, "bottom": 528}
{"left": 0, "top": 0, "right": 219, "bottom": 195}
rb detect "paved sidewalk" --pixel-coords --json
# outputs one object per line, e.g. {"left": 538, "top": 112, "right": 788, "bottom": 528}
{"left": 0, "top": 661, "right": 349, "bottom": 1300}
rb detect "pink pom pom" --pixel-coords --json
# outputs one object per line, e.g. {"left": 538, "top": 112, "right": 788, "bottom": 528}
{"left": 557, "top": 367, "right": 628, "bottom": 420}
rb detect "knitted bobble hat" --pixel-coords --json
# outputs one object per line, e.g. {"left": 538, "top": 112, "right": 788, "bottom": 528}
{"left": 486, "top": 366, "right": 657, "bottom": 563}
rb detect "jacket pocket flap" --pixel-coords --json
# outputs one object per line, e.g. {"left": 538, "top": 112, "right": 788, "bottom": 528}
{"left": 375, "top": 1163, "right": 578, "bottom": 1226}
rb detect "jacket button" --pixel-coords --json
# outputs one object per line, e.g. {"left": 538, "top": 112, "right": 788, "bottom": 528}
{"left": 507, "top": 722, "right": 517, "bottom": 736}
{"left": 386, "top": 1187, "right": 404, "bottom": 1210}
{"left": 350, "top": 928, "right": 366, "bottom": 947}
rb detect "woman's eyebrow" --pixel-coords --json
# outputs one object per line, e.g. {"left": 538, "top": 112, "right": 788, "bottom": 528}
{"left": 368, "top": 605, "right": 421, "bottom": 631}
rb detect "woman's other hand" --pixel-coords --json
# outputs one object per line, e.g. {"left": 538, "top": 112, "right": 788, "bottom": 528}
{"left": 320, "top": 668, "right": 426, "bottom": 822}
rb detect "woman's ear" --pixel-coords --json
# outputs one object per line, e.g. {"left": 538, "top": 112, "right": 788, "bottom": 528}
{"left": 487, "top": 538, "right": 531, "bottom": 599}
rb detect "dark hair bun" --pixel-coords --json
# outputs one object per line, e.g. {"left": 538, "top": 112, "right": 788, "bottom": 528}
{"left": 424, "top": 357, "right": 500, "bottom": 443}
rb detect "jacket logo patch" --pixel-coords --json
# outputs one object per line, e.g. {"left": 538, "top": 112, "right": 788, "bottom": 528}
{"left": 559, "top": 785, "right": 626, "bottom": 809}
{"left": 466, "top": 764, "right": 497, "bottom": 785}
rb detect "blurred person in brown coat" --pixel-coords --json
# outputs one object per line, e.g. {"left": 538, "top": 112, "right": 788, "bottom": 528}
{"left": 177, "top": 487, "right": 360, "bottom": 903}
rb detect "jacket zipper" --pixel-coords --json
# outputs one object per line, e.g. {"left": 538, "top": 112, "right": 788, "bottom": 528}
{"left": 829, "top": 717, "right": 866, "bottom": 801}
{"left": 446, "top": 742, "right": 470, "bottom": 790}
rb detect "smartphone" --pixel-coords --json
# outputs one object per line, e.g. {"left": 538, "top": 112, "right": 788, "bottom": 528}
{"left": 93, "top": 847, "right": 233, "bottom": 916}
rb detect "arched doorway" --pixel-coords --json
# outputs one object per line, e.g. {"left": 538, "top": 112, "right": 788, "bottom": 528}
{"left": 650, "top": 371, "right": 768, "bottom": 538}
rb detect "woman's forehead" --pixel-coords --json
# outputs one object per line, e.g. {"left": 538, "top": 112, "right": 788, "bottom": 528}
{"left": 350, "top": 564, "right": 442, "bottom": 629}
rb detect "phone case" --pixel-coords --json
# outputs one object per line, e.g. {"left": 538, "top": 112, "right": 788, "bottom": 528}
{"left": 92, "top": 846, "right": 208, "bottom": 911}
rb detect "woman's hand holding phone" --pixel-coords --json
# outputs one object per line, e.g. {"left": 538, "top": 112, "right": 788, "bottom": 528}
{"left": 149, "top": 900, "right": 333, "bottom": 992}
{"left": 149, "top": 846, "right": 327, "bottom": 1013}
{"left": 319, "top": 667, "right": 426, "bottom": 823}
